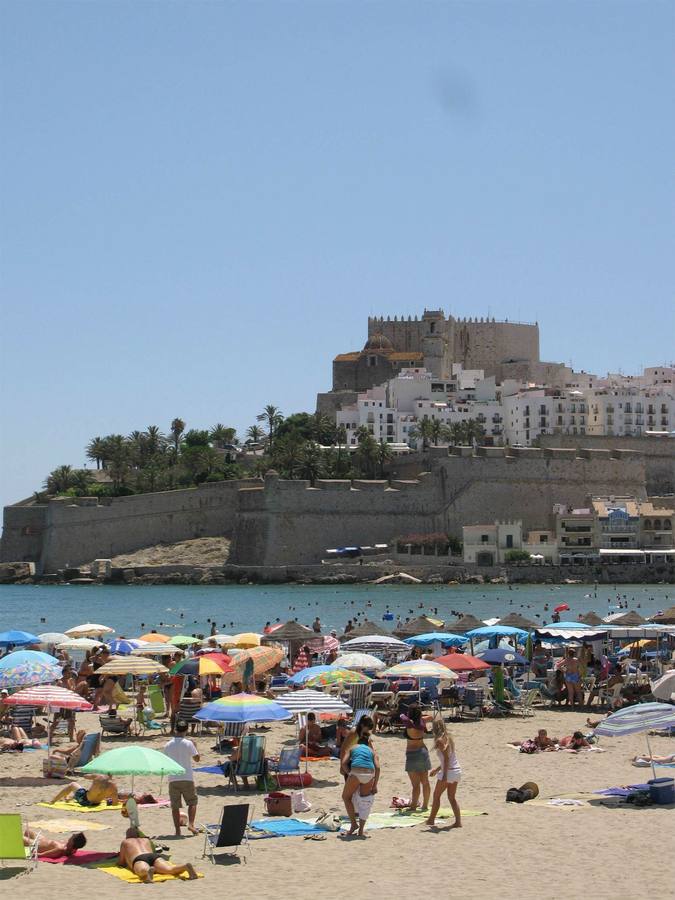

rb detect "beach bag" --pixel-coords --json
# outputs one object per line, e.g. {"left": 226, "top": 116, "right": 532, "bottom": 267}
{"left": 292, "top": 790, "right": 311, "bottom": 813}
{"left": 519, "top": 740, "right": 538, "bottom": 754}
{"left": 315, "top": 810, "right": 341, "bottom": 832}
{"left": 43, "top": 756, "right": 69, "bottom": 778}
{"left": 256, "top": 773, "right": 278, "bottom": 791}
{"left": 264, "top": 791, "right": 292, "bottom": 817}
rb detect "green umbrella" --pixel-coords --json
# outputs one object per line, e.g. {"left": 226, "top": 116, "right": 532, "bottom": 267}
{"left": 77, "top": 745, "right": 184, "bottom": 791}
{"left": 168, "top": 635, "right": 198, "bottom": 647}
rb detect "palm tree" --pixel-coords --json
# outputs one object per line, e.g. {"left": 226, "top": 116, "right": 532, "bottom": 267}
{"left": 354, "top": 433, "right": 379, "bottom": 478}
{"left": 257, "top": 405, "right": 283, "bottom": 451}
{"left": 272, "top": 434, "right": 304, "bottom": 479}
{"left": 144, "top": 425, "right": 166, "bottom": 456}
{"left": 170, "top": 418, "right": 185, "bottom": 459}
{"left": 463, "top": 418, "right": 486, "bottom": 447}
{"left": 334, "top": 424, "right": 349, "bottom": 477}
{"left": 71, "top": 469, "right": 94, "bottom": 495}
{"left": 86, "top": 437, "right": 106, "bottom": 470}
{"left": 102, "top": 435, "right": 132, "bottom": 493}
{"left": 210, "top": 424, "right": 237, "bottom": 448}
{"left": 430, "top": 419, "right": 443, "bottom": 446}
{"left": 44, "top": 465, "right": 75, "bottom": 494}
{"left": 298, "top": 441, "right": 324, "bottom": 485}
{"left": 246, "top": 424, "right": 265, "bottom": 443}
{"left": 410, "top": 417, "right": 434, "bottom": 451}
{"left": 310, "top": 412, "right": 334, "bottom": 445}
{"left": 127, "top": 430, "right": 148, "bottom": 467}
{"left": 375, "top": 439, "right": 394, "bottom": 477}
{"left": 441, "top": 422, "right": 465, "bottom": 446}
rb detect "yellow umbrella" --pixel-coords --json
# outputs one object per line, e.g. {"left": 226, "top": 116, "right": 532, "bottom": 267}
{"left": 228, "top": 645, "right": 283, "bottom": 675}
{"left": 96, "top": 656, "right": 169, "bottom": 676}
{"left": 138, "top": 632, "right": 171, "bottom": 643}
{"left": 231, "top": 632, "right": 262, "bottom": 648}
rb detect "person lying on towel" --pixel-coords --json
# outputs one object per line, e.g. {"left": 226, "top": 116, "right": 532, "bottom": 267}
{"left": 118, "top": 828, "right": 197, "bottom": 883}
{"left": 24, "top": 828, "right": 86, "bottom": 859}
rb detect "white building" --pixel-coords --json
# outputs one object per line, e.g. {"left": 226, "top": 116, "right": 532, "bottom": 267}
{"left": 462, "top": 521, "right": 523, "bottom": 565}
{"left": 502, "top": 388, "right": 588, "bottom": 446}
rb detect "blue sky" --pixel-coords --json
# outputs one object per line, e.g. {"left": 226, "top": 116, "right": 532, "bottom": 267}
{"left": 1, "top": 1, "right": 673, "bottom": 508}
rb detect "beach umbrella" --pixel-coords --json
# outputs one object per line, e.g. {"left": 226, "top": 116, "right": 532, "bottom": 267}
{"left": 138, "top": 632, "right": 171, "bottom": 643}
{"left": 339, "top": 620, "right": 392, "bottom": 640}
{"left": 444, "top": 614, "right": 484, "bottom": 634}
{"left": 194, "top": 692, "right": 291, "bottom": 724}
{"left": 650, "top": 672, "right": 675, "bottom": 703}
{"left": 4, "top": 685, "right": 92, "bottom": 753}
{"left": 308, "top": 635, "right": 340, "bottom": 653}
{"left": 594, "top": 702, "right": 675, "bottom": 780}
{"left": 604, "top": 611, "right": 647, "bottom": 627}
{"left": 435, "top": 653, "right": 490, "bottom": 673}
{"left": 305, "top": 669, "right": 372, "bottom": 688}
{"left": 170, "top": 653, "right": 234, "bottom": 677}
{"left": 199, "top": 634, "right": 236, "bottom": 647}
{"left": 95, "top": 655, "right": 169, "bottom": 676}
{"left": 0, "top": 650, "right": 62, "bottom": 688}
{"left": 340, "top": 635, "right": 410, "bottom": 653}
{"left": 168, "top": 635, "right": 199, "bottom": 647}
{"left": 228, "top": 645, "right": 284, "bottom": 675}
{"left": 650, "top": 606, "right": 675, "bottom": 625}
{"left": 394, "top": 615, "right": 445, "bottom": 639}
{"left": 405, "top": 632, "right": 468, "bottom": 648}
{"left": 332, "top": 653, "right": 386, "bottom": 672}
{"left": 465, "top": 625, "right": 529, "bottom": 641}
{"left": 292, "top": 646, "right": 311, "bottom": 673}
{"left": 57, "top": 638, "right": 105, "bottom": 651}
{"left": 275, "top": 688, "right": 352, "bottom": 715}
{"left": 579, "top": 611, "right": 603, "bottom": 626}
{"left": 498, "top": 613, "right": 538, "bottom": 630}
{"left": 66, "top": 624, "right": 114, "bottom": 638}
{"left": 107, "top": 639, "right": 143, "bottom": 655}
{"left": 0, "top": 630, "right": 40, "bottom": 647}
{"left": 77, "top": 744, "right": 185, "bottom": 792}
{"left": 38, "top": 632, "right": 69, "bottom": 647}
{"left": 231, "top": 633, "right": 262, "bottom": 648}
{"left": 382, "top": 660, "right": 458, "bottom": 680}
{"left": 477, "top": 648, "right": 529, "bottom": 666}
{"left": 287, "top": 665, "right": 335, "bottom": 686}
{"left": 553, "top": 603, "right": 570, "bottom": 614}
{"left": 132, "top": 644, "right": 183, "bottom": 657}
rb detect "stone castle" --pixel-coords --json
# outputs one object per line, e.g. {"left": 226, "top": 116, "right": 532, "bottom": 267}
{"left": 317, "top": 309, "right": 569, "bottom": 415}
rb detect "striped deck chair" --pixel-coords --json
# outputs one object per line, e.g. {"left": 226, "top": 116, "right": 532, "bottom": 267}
{"left": 346, "top": 682, "right": 371, "bottom": 711}
{"left": 229, "top": 734, "right": 266, "bottom": 791}
{"left": 9, "top": 707, "right": 37, "bottom": 736}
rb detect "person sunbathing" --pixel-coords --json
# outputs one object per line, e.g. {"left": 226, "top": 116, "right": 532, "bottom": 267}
{"left": 632, "top": 753, "right": 675, "bottom": 765}
{"left": 50, "top": 729, "right": 87, "bottom": 757}
{"left": 0, "top": 726, "right": 42, "bottom": 750}
{"left": 533, "top": 729, "right": 559, "bottom": 751}
{"left": 299, "top": 712, "right": 332, "bottom": 757}
{"left": 118, "top": 828, "right": 196, "bottom": 883}
{"left": 51, "top": 773, "right": 120, "bottom": 806}
{"left": 559, "top": 731, "right": 590, "bottom": 751}
{"left": 23, "top": 828, "right": 86, "bottom": 859}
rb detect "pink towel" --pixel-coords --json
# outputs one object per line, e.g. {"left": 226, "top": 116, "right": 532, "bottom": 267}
{"left": 39, "top": 850, "right": 118, "bottom": 866}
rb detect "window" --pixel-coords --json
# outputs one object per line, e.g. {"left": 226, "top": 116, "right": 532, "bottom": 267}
{"left": 481, "top": 534, "right": 489, "bottom": 543}
{"left": 368, "top": 356, "right": 377, "bottom": 367}
{"left": 506, "top": 534, "right": 513, "bottom": 548}
{"left": 430, "top": 321, "right": 436, "bottom": 334}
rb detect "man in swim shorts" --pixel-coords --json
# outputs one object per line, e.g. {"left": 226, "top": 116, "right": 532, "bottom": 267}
{"left": 23, "top": 828, "right": 86, "bottom": 858}
{"left": 559, "top": 649, "right": 582, "bottom": 706}
{"left": 118, "top": 828, "right": 197, "bottom": 883}
{"left": 50, "top": 773, "right": 119, "bottom": 807}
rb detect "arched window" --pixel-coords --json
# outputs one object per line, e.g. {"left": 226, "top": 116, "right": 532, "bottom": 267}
{"left": 643, "top": 519, "right": 652, "bottom": 530}
{"left": 664, "top": 520, "right": 672, "bottom": 530}
{"left": 653, "top": 519, "right": 662, "bottom": 531}
{"left": 429, "top": 321, "right": 435, "bottom": 334}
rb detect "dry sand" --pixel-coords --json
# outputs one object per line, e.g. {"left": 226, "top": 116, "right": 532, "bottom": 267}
{"left": 2, "top": 706, "right": 674, "bottom": 899}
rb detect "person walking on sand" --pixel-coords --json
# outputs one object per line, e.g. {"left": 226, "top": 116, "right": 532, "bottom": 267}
{"left": 426, "top": 729, "right": 461, "bottom": 829}
{"left": 401, "top": 705, "right": 432, "bottom": 811}
{"left": 163, "top": 720, "right": 200, "bottom": 836}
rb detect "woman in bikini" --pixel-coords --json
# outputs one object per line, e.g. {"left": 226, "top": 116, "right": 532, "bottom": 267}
{"left": 426, "top": 729, "right": 462, "bottom": 828}
{"left": 341, "top": 718, "right": 379, "bottom": 835}
{"left": 402, "top": 705, "right": 432, "bottom": 811}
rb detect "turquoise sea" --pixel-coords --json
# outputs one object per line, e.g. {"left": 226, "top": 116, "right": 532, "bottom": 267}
{"left": 0, "top": 582, "right": 672, "bottom": 639}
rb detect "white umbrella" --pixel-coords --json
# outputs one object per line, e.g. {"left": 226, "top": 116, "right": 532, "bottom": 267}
{"left": 341, "top": 635, "right": 410, "bottom": 652}
{"left": 332, "top": 653, "right": 387, "bottom": 672}
{"left": 57, "top": 638, "right": 105, "bottom": 651}
{"left": 131, "top": 644, "right": 185, "bottom": 657}
{"left": 383, "top": 660, "right": 458, "bottom": 680}
{"left": 38, "top": 632, "right": 69, "bottom": 647}
{"left": 65, "top": 623, "right": 115, "bottom": 638}
{"left": 651, "top": 671, "right": 675, "bottom": 702}
{"left": 199, "top": 634, "right": 236, "bottom": 646}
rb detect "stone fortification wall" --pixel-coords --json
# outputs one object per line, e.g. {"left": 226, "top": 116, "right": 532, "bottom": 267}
{"left": 538, "top": 434, "right": 675, "bottom": 495}
{"left": 229, "top": 448, "right": 646, "bottom": 566}
{"left": 1, "top": 479, "right": 254, "bottom": 573}
{"left": 453, "top": 319, "right": 539, "bottom": 374}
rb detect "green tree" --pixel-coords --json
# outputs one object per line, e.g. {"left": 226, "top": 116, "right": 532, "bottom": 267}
{"left": 182, "top": 429, "right": 211, "bottom": 447}
{"left": 257, "top": 405, "right": 283, "bottom": 451}
{"left": 209, "top": 424, "right": 237, "bottom": 447}
{"left": 354, "top": 433, "right": 379, "bottom": 478}
{"left": 410, "top": 417, "right": 434, "bottom": 450}
{"left": 245, "top": 424, "right": 265, "bottom": 443}
{"left": 430, "top": 419, "right": 443, "bottom": 446}
{"left": 271, "top": 433, "right": 304, "bottom": 479}
{"left": 170, "top": 418, "right": 185, "bottom": 459}
{"left": 101, "top": 435, "right": 132, "bottom": 493}
{"left": 44, "top": 465, "right": 75, "bottom": 493}
{"left": 298, "top": 441, "right": 324, "bottom": 485}
{"left": 144, "top": 425, "right": 166, "bottom": 456}
{"left": 86, "top": 437, "right": 106, "bottom": 470}
{"left": 463, "top": 418, "right": 486, "bottom": 446}
{"left": 375, "top": 439, "right": 394, "bottom": 477}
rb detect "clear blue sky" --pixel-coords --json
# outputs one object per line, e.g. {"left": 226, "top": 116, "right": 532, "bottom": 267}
{"left": 1, "top": 1, "right": 673, "bottom": 508}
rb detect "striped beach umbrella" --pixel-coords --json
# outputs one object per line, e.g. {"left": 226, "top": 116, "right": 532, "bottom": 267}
{"left": 95, "top": 655, "right": 169, "bottom": 676}
{"left": 194, "top": 692, "right": 291, "bottom": 724}
{"left": 305, "top": 668, "right": 372, "bottom": 688}
{"left": 382, "top": 660, "right": 457, "bottom": 680}
{"left": 287, "top": 665, "right": 335, "bottom": 686}
{"left": 274, "top": 688, "right": 352, "bottom": 715}
{"left": 0, "top": 650, "right": 62, "bottom": 689}
{"left": 340, "top": 635, "right": 410, "bottom": 653}
{"left": 229, "top": 645, "right": 284, "bottom": 675}
{"left": 107, "top": 639, "right": 143, "bottom": 655}
{"left": 332, "top": 653, "right": 387, "bottom": 672}
{"left": 594, "top": 702, "right": 675, "bottom": 779}
{"left": 4, "top": 684, "right": 92, "bottom": 753}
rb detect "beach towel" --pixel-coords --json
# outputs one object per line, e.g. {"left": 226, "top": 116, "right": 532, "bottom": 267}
{"left": 594, "top": 784, "right": 651, "bottom": 797}
{"left": 251, "top": 818, "right": 327, "bottom": 837}
{"left": 300, "top": 756, "right": 337, "bottom": 762}
{"left": 632, "top": 760, "right": 675, "bottom": 769}
{"left": 38, "top": 801, "right": 124, "bottom": 813}
{"left": 195, "top": 764, "right": 227, "bottom": 775}
{"left": 28, "top": 818, "right": 110, "bottom": 833}
{"left": 361, "top": 810, "right": 487, "bottom": 830}
{"left": 39, "top": 850, "right": 117, "bottom": 865}
{"left": 93, "top": 863, "right": 203, "bottom": 883}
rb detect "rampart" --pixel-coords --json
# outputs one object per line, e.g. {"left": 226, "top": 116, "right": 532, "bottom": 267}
{"left": 229, "top": 447, "right": 646, "bottom": 566}
{"left": 0, "top": 480, "right": 252, "bottom": 573}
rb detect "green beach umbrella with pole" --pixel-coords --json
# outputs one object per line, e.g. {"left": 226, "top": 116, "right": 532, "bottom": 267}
{"left": 77, "top": 745, "right": 185, "bottom": 792}
{"left": 168, "top": 635, "right": 199, "bottom": 648}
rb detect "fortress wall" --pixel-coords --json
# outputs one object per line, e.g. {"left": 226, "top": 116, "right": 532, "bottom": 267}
{"left": 367, "top": 316, "right": 428, "bottom": 353}
{"left": 229, "top": 451, "right": 646, "bottom": 565}
{"left": 11, "top": 480, "right": 255, "bottom": 572}
{"left": 0, "top": 505, "right": 48, "bottom": 563}
{"left": 538, "top": 434, "right": 675, "bottom": 495}
{"left": 454, "top": 320, "right": 539, "bottom": 373}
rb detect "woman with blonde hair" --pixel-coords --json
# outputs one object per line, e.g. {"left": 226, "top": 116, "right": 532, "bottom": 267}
{"left": 426, "top": 727, "right": 461, "bottom": 828}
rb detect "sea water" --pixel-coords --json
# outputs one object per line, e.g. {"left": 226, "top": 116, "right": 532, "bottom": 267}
{"left": 0, "top": 582, "right": 672, "bottom": 638}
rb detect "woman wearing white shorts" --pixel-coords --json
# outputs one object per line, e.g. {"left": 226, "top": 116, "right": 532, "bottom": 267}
{"left": 426, "top": 731, "right": 461, "bottom": 828}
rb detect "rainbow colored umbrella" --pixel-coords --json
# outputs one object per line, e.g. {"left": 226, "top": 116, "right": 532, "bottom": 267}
{"left": 0, "top": 650, "right": 62, "bottom": 689}
{"left": 171, "top": 653, "right": 234, "bottom": 677}
{"left": 305, "top": 668, "right": 372, "bottom": 688}
{"left": 194, "top": 692, "right": 292, "bottom": 724}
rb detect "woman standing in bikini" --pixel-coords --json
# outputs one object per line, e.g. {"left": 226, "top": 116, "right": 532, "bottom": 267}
{"left": 402, "top": 705, "right": 431, "bottom": 811}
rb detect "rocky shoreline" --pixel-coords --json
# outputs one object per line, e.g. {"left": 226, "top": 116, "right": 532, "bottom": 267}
{"left": 1, "top": 560, "right": 674, "bottom": 586}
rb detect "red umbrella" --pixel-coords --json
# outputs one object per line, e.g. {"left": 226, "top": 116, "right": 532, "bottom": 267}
{"left": 5, "top": 685, "right": 92, "bottom": 752}
{"left": 554, "top": 603, "right": 570, "bottom": 613}
{"left": 435, "top": 653, "right": 491, "bottom": 672}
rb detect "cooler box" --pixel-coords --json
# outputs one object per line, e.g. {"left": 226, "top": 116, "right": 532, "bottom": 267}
{"left": 648, "top": 777, "right": 675, "bottom": 805}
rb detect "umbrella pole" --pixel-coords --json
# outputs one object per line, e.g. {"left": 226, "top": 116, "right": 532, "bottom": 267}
{"left": 645, "top": 733, "right": 657, "bottom": 783}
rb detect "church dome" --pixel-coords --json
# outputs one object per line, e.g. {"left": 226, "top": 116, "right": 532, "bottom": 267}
{"left": 363, "top": 333, "right": 394, "bottom": 351}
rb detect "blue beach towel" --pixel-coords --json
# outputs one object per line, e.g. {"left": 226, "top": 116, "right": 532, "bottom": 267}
{"left": 195, "top": 764, "right": 227, "bottom": 775}
{"left": 250, "top": 818, "right": 326, "bottom": 837}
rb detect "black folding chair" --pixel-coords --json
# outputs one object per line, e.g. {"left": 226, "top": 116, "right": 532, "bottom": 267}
{"left": 202, "top": 803, "right": 251, "bottom": 861}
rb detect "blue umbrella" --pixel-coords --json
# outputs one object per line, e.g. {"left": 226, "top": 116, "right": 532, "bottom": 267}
{"left": 405, "top": 632, "right": 468, "bottom": 648}
{"left": 108, "top": 639, "right": 142, "bottom": 655}
{"left": 0, "top": 650, "right": 62, "bottom": 688}
{"left": 287, "top": 665, "right": 335, "bottom": 686}
{"left": 594, "top": 702, "right": 675, "bottom": 780}
{"left": 465, "top": 625, "right": 529, "bottom": 640}
{"left": 0, "top": 630, "right": 40, "bottom": 647}
{"left": 477, "top": 648, "right": 528, "bottom": 666}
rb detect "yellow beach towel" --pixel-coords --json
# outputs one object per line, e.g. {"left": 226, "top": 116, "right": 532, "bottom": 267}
{"left": 95, "top": 864, "right": 203, "bottom": 883}
{"left": 29, "top": 818, "right": 110, "bottom": 832}
{"left": 38, "top": 800, "right": 123, "bottom": 814}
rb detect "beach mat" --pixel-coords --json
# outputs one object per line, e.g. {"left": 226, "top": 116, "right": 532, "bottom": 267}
{"left": 594, "top": 784, "right": 650, "bottom": 797}
{"left": 38, "top": 801, "right": 124, "bottom": 813}
{"left": 39, "top": 850, "right": 117, "bottom": 866}
{"left": 93, "top": 863, "right": 203, "bottom": 883}
{"left": 300, "top": 756, "right": 337, "bottom": 762}
{"left": 251, "top": 818, "right": 326, "bottom": 837}
{"left": 364, "top": 810, "right": 486, "bottom": 830}
{"left": 195, "top": 765, "right": 226, "bottom": 775}
{"left": 29, "top": 818, "right": 110, "bottom": 833}
{"left": 251, "top": 809, "right": 487, "bottom": 837}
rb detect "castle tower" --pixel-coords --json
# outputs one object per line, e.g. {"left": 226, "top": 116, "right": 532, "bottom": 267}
{"left": 421, "top": 309, "right": 451, "bottom": 378}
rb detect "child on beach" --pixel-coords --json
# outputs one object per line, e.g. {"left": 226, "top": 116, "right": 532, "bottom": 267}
{"left": 353, "top": 782, "right": 376, "bottom": 837}
{"left": 426, "top": 730, "right": 462, "bottom": 829}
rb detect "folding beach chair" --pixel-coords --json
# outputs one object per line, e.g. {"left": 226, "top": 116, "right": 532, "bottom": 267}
{"left": 346, "top": 682, "right": 372, "bottom": 711}
{"left": 147, "top": 685, "right": 166, "bottom": 717}
{"left": 9, "top": 707, "right": 37, "bottom": 736}
{"left": 511, "top": 688, "right": 541, "bottom": 717}
{"left": 43, "top": 730, "right": 101, "bottom": 778}
{"left": 0, "top": 814, "right": 39, "bottom": 874}
{"left": 212, "top": 721, "right": 247, "bottom": 752}
{"left": 202, "top": 804, "right": 251, "bottom": 861}
{"left": 229, "top": 734, "right": 266, "bottom": 791}
{"left": 99, "top": 714, "right": 132, "bottom": 737}
{"left": 267, "top": 745, "right": 302, "bottom": 787}
{"left": 134, "top": 708, "right": 169, "bottom": 737}
{"left": 269, "top": 675, "right": 289, "bottom": 695}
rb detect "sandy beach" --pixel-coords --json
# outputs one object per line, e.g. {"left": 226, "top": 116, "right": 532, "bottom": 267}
{"left": 2, "top": 705, "right": 674, "bottom": 900}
